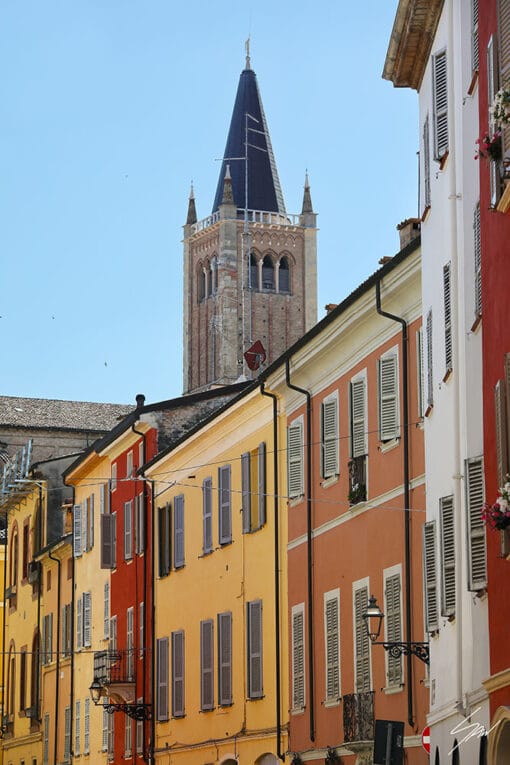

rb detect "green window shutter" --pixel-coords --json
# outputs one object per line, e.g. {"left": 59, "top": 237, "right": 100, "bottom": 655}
{"left": 321, "top": 398, "right": 339, "bottom": 478}
{"left": 324, "top": 593, "right": 340, "bottom": 702}
{"left": 432, "top": 49, "right": 448, "bottom": 160}
{"left": 247, "top": 600, "right": 263, "bottom": 699}
{"left": 350, "top": 379, "right": 367, "bottom": 458}
{"left": 466, "top": 458, "right": 487, "bottom": 591}
{"left": 292, "top": 607, "right": 305, "bottom": 710}
{"left": 287, "top": 421, "right": 304, "bottom": 498}
{"left": 241, "top": 453, "right": 251, "bottom": 533}
{"left": 379, "top": 355, "right": 399, "bottom": 441}
{"left": 172, "top": 630, "right": 185, "bottom": 717}
{"left": 385, "top": 574, "right": 402, "bottom": 686}
{"left": 354, "top": 586, "right": 370, "bottom": 692}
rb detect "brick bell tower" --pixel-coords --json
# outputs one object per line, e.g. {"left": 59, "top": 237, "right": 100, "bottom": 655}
{"left": 182, "top": 49, "right": 317, "bottom": 394}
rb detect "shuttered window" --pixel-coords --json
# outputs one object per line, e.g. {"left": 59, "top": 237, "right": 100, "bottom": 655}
{"left": 173, "top": 495, "right": 185, "bottom": 568}
{"left": 124, "top": 500, "right": 133, "bottom": 561}
{"left": 202, "top": 478, "right": 213, "bottom": 554}
{"left": 474, "top": 203, "right": 482, "bottom": 317}
{"left": 73, "top": 505, "right": 82, "bottom": 558}
{"left": 75, "top": 699, "right": 81, "bottom": 756}
{"left": 100, "top": 482, "right": 109, "bottom": 515}
{"left": 423, "top": 521, "right": 439, "bottom": 632}
{"left": 288, "top": 420, "right": 304, "bottom": 498}
{"left": 384, "top": 574, "right": 403, "bottom": 687}
{"left": 354, "top": 586, "right": 371, "bottom": 692}
{"left": 321, "top": 396, "right": 339, "bottom": 478}
{"left": 139, "top": 602, "right": 144, "bottom": 659}
{"left": 127, "top": 607, "right": 134, "bottom": 681}
{"left": 136, "top": 697, "right": 143, "bottom": 754}
{"left": 350, "top": 378, "right": 367, "bottom": 457}
{"left": 443, "top": 263, "right": 453, "bottom": 374}
{"left": 135, "top": 493, "right": 145, "bottom": 554}
{"left": 83, "top": 591, "right": 92, "bottom": 647}
{"left": 104, "top": 583, "right": 110, "bottom": 640}
{"left": 472, "top": 0, "right": 479, "bottom": 71}
{"left": 426, "top": 310, "right": 434, "bottom": 408}
{"left": 432, "top": 49, "right": 449, "bottom": 160}
{"left": 100, "top": 513, "right": 116, "bottom": 569}
{"left": 89, "top": 494, "right": 95, "bottom": 550}
{"left": 291, "top": 605, "right": 305, "bottom": 710}
{"left": 64, "top": 707, "right": 71, "bottom": 763}
{"left": 42, "top": 612, "right": 53, "bottom": 665}
{"left": 423, "top": 114, "right": 431, "bottom": 208}
{"left": 82, "top": 497, "right": 88, "bottom": 552}
{"left": 258, "top": 442, "right": 267, "bottom": 528}
{"left": 379, "top": 353, "right": 399, "bottom": 441}
{"left": 107, "top": 708, "right": 114, "bottom": 758}
{"left": 440, "top": 496, "right": 456, "bottom": 617}
{"left": 110, "top": 615, "right": 117, "bottom": 652}
{"left": 43, "top": 713, "right": 50, "bottom": 764}
{"left": 84, "top": 698, "right": 90, "bottom": 754}
{"left": 499, "top": 0, "right": 510, "bottom": 157}
{"left": 158, "top": 505, "right": 171, "bottom": 577}
{"left": 218, "top": 611, "right": 232, "bottom": 706}
{"left": 125, "top": 716, "right": 132, "bottom": 758}
{"left": 495, "top": 379, "right": 509, "bottom": 486}
{"left": 241, "top": 453, "right": 251, "bottom": 533}
{"left": 172, "top": 630, "right": 185, "bottom": 717}
{"left": 466, "top": 458, "right": 487, "bottom": 591}
{"left": 76, "top": 597, "right": 83, "bottom": 651}
{"left": 417, "top": 328, "right": 425, "bottom": 417}
{"left": 62, "top": 603, "right": 72, "bottom": 657}
{"left": 247, "top": 600, "right": 263, "bottom": 699}
{"left": 157, "top": 637, "right": 169, "bottom": 721}
{"left": 488, "top": 36, "right": 500, "bottom": 206}
{"left": 218, "top": 466, "right": 232, "bottom": 545}
{"left": 324, "top": 591, "right": 340, "bottom": 703}
{"left": 102, "top": 709, "right": 108, "bottom": 752}
{"left": 111, "top": 463, "right": 117, "bottom": 491}
{"left": 200, "top": 619, "right": 214, "bottom": 711}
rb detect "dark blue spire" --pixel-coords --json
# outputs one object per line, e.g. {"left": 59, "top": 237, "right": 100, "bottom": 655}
{"left": 212, "top": 62, "right": 286, "bottom": 215}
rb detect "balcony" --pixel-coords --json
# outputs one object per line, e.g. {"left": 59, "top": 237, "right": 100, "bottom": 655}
{"left": 348, "top": 455, "right": 367, "bottom": 506}
{"left": 343, "top": 691, "right": 374, "bottom": 744}
{"left": 93, "top": 650, "right": 135, "bottom": 704}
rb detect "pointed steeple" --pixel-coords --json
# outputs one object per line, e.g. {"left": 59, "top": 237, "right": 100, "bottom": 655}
{"left": 212, "top": 53, "right": 286, "bottom": 215}
{"left": 186, "top": 182, "right": 197, "bottom": 225}
{"left": 301, "top": 171, "right": 314, "bottom": 214}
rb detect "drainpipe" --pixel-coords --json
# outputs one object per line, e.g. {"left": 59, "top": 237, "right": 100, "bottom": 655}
{"left": 260, "top": 384, "right": 284, "bottom": 760}
{"left": 284, "top": 358, "right": 315, "bottom": 742}
{"left": 70, "top": 486, "right": 76, "bottom": 762}
{"left": 1, "top": 514, "right": 7, "bottom": 731}
{"left": 36, "top": 482, "right": 44, "bottom": 722}
{"left": 375, "top": 280, "right": 414, "bottom": 727}
{"left": 48, "top": 548, "right": 62, "bottom": 761}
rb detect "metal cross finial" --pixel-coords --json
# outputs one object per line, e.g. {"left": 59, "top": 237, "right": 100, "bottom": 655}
{"left": 245, "top": 37, "right": 251, "bottom": 69}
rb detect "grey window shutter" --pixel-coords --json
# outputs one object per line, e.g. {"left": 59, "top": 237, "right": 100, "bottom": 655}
{"left": 83, "top": 591, "right": 92, "bottom": 647}
{"left": 62, "top": 605, "right": 67, "bottom": 658}
{"left": 200, "top": 619, "right": 214, "bottom": 710}
{"left": 498, "top": 0, "right": 510, "bottom": 158}
{"left": 432, "top": 49, "right": 448, "bottom": 160}
{"left": 73, "top": 505, "right": 82, "bottom": 558}
{"left": 101, "top": 513, "right": 116, "bottom": 569}
{"left": 473, "top": 203, "right": 482, "bottom": 317}
{"left": 292, "top": 609, "right": 305, "bottom": 709}
{"left": 354, "top": 587, "right": 370, "bottom": 692}
{"left": 218, "top": 466, "right": 232, "bottom": 545}
{"left": 173, "top": 495, "right": 185, "bottom": 568}
{"left": 82, "top": 497, "right": 88, "bottom": 552}
{"left": 247, "top": 600, "right": 263, "bottom": 699}
{"left": 466, "top": 458, "right": 487, "bottom": 591}
{"left": 136, "top": 493, "right": 145, "bottom": 554}
{"left": 495, "top": 379, "right": 509, "bottom": 486}
{"left": 258, "top": 443, "right": 266, "bottom": 528}
{"left": 172, "top": 630, "right": 185, "bottom": 717}
{"left": 472, "top": 0, "right": 479, "bottom": 71}
{"left": 440, "top": 496, "right": 456, "bottom": 617}
{"left": 487, "top": 36, "right": 500, "bottom": 206}
{"left": 241, "top": 453, "right": 251, "bottom": 533}
{"left": 77, "top": 596, "right": 83, "bottom": 651}
{"left": 203, "top": 478, "right": 213, "bottom": 553}
{"left": 443, "top": 263, "right": 453, "bottom": 373}
{"left": 157, "top": 637, "right": 169, "bottom": 721}
{"left": 124, "top": 501, "right": 133, "bottom": 561}
{"left": 100, "top": 483, "right": 105, "bottom": 515}
{"left": 321, "top": 399, "right": 339, "bottom": 478}
{"left": 423, "top": 115, "right": 431, "bottom": 208}
{"left": 426, "top": 310, "right": 434, "bottom": 408}
{"left": 324, "top": 595, "right": 340, "bottom": 702}
{"left": 48, "top": 612, "right": 53, "bottom": 663}
{"left": 218, "top": 611, "right": 232, "bottom": 705}
{"left": 385, "top": 575, "right": 402, "bottom": 686}
{"left": 104, "top": 583, "right": 110, "bottom": 640}
{"left": 64, "top": 707, "right": 71, "bottom": 762}
{"left": 158, "top": 505, "right": 171, "bottom": 576}
{"left": 423, "top": 521, "right": 439, "bottom": 632}
{"left": 287, "top": 421, "right": 304, "bottom": 498}
{"left": 90, "top": 494, "right": 95, "bottom": 549}
{"left": 379, "top": 355, "right": 399, "bottom": 441}
{"left": 350, "top": 379, "right": 367, "bottom": 458}
{"left": 417, "top": 328, "right": 425, "bottom": 418}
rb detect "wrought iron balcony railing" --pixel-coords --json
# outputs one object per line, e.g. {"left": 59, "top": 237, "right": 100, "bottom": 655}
{"left": 348, "top": 455, "right": 367, "bottom": 506}
{"left": 93, "top": 650, "right": 135, "bottom": 687}
{"left": 343, "top": 691, "right": 374, "bottom": 743}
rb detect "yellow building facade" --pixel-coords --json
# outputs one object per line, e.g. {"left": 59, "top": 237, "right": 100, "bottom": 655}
{"left": 145, "top": 387, "right": 288, "bottom": 764}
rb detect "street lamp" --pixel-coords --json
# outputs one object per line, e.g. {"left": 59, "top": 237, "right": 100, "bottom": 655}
{"left": 362, "top": 595, "right": 430, "bottom": 665}
{"left": 88, "top": 679, "right": 151, "bottom": 721}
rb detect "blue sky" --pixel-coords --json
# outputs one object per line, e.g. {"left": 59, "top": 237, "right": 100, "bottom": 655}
{"left": 1, "top": 1, "right": 418, "bottom": 406}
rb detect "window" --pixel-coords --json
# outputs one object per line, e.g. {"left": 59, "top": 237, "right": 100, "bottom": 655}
{"left": 261, "top": 255, "right": 274, "bottom": 290}
{"left": 321, "top": 395, "right": 339, "bottom": 479}
{"left": 172, "top": 630, "right": 185, "bottom": 717}
{"left": 495, "top": 373, "right": 509, "bottom": 486}
{"left": 107, "top": 709, "right": 114, "bottom": 759}
{"left": 136, "top": 698, "right": 143, "bottom": 754}
{"left": 443, "top": 264, "right": 452, "bottom": 375}
{"left": 217, "top": 611, "right": 232, "bottom": 706}
{"left": 440, "top": 496, "right": 455, "bottom": 617}
{"left": 417, "top": 328, "right": 425, "bottom": 418}
{"left": 423, "top": 521, "right": 439, "bottom": 632}
{"left": 83, "top": 591, "right": 92, "bottom": 647}
{"left": 64, "top": 707, "right": 71, "bottom": 763}
{"left": 102, "top": 709, "right": 108, "bottom": 752}
{"left": 62, "top": 604, "right": 72, "bottom": 657}
{"left": 22, "top": 522, "right": 29, "bottom": 581}
{"left": 139, "top": 602, "right": 145, "bottom": 659}
{"left": 278, "top": 256, "right": 290, "bottom": 293}
{"left": 384, "top": 571, "right": 403, "bottom": 687}
{"left": 77, "top": 596, "right": 83, "bottom": 651}
{"left": 127, "top": 607, "right": 134, "bottom": 681}
{"left": 75, "top": 699, "right": 81, "bottom": 756}
{"left": 104, "top": 583, "right": 110, "bottom": 640}
{"left": 111, "top": 463, "right": 117, "bottom": 491}
{"left": 135, "top": 493, "right": 145, "bottom": 554}
{"left": 487, "top": 36, "right": 501, "bottom": 206}
{"left": 249, "top": 253, "right": 258, "bottom": 290}
{"left": 247, "top": 600, "right": 263, "bottom": 699}
{"left": 202, "top": 478, "right": 213, "bottom": 554}
{"left": 31, "top": 632, "right": 40, "bottom": 713}
{"left": 100, "top": 482, "right": 109, "bottom": 515}
{"left": 350, "top": 376, "right": 367, "bottom": 457}
{"left": 125, "top": 716, "right": 132, "bottom": 758}
{"left": 353, "top": 584, "right": 371, "bottom": 692}
{"left": 423, "top": 115, "right": 431, "bottom": 209}
{"left": 110, "top": 615, "right": 117, "bottom": 652}
{"left": 73, "top": 504, "right": 82, "bottom": 558}
{"left": 78, "top": 495, "right": 94, "bottom": 553}
{"left": 84, "top": 698, "right": 90, "bottom": 755}
{"left": 499, "top": 0, "right": 510, "bottom": 162}
{"left": 426, "top": 310, "right": 434, "bottom": 409}
{"left": 42, "top": 613, "right": 53, "bottom": 665}
{"left": 474, "top": 203, "right": 482, "bottom": 319}
{"left": 291, "top": 604, "right": 305, "bottom": 710}
{"left": 157, "top": 637, "right": 169, "bottom": 721}
{"left": 200, "top": 620, "right": 214, "bottom": 711}
{"left": 218, "top": 466, "right": 232, "bottom": 545}
{"left": 124, "top": 500, "right": 133, "bottom": 561}
{"left": 127, "top": 450, "right": 134, "bottom": 478}
{"left": 466, "top": 458, "right": 487, "bottom": 591}
{"left": 242, "top": 444, "right": 267, "bottom": 533}
{"left": 43, "top": 714, "right": 50, "bottom": 765}
{"left": 472, "top": 0, "right": 479, "bottom": 72}
{"left": 20, "top": 648, "right": 27, "bottom": 710}
{"left": 198, "top": 264, "right": 206, "bottom": 302}
{"left": 287, "top": 419, "right": 304, "bottom": 499}
{"left": 101, "top": 512, "right": 116, "bottom": 569}
{"left": 432, "top": 49, "right": 448, "bottom": 161}
{"left": 173, "top": 495, "right": 185, "bottom": 568}
{"left": 324, "top": 591, "right": 340, "bottom": 703}
{"left": 158, "top": 504, "right": 171, "bottom": 577}
{"left": 378, "top": 352, "right": 399, "bottom": 442}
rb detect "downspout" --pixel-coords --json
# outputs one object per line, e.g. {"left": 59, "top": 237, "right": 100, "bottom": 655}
{"left": 36, "top": 482, "right": 44, "bottom": 722}
{"left": 1, "top": 513, "right": 7, "bottom": 730}
{"left": 70, "top": 486, "right": 76, "bottom": 762}
{"left": 284, "top": 358, "right": 315, "bottom": 742}
{"left": 375, "top": 279, "right": 414, "bottom": 727}
{"left": 260, "top": 384, "right": 284, "bottom": 760}
{"left": 48, "top": 548, "right": 62, "bottom": 761}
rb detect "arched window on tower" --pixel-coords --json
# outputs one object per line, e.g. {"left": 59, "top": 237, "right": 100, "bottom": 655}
{"left": 262, "top": 256, "right": 275, "bottom": 291}
{"left": 198, "top": 265, "right": 206, "bottom": 303}
{"left": 278, "top": 256, "right": 290, "bottom": 293}
{"left": 211, "top": 257, "right": 218, "bottom": 295}
{"left": 249, "top": 253, "right": 258, "bottom": 290}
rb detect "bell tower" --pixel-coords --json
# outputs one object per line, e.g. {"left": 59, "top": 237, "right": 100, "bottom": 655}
{"left": 182, "top": 53, "right": 317, "bottom": 394}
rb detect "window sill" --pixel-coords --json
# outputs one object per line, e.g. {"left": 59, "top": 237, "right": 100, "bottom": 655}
{"left": 289, "top": 495, "right": 305, "bottom": 508}
{"left": 383, "top": 684, "right": 404, "bottom": 695}
{"left": 321, "top": 474, "right": 339, "bottom": 489}
{"left": 291, "top": 707, "right": 306, "bottom": 716}
{"left": 323, "top": 698, "right": 341, "bottom": 708}
{"left": 379, "top": 438, "right": 400, "bottom": 453}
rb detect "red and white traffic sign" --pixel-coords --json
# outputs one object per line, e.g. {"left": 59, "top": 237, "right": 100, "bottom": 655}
{"left": 421, "top": 725, "right": 431, "bottom": 754}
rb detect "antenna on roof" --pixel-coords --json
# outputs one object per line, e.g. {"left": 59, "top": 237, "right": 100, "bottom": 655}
{"left": 245, "top": 37, "right": 251, "bottom": 70}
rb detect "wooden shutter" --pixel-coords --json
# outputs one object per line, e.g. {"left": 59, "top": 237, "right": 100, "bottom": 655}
{"left": 218, "top": 611, "right": 232, "bottom": 705}
{"left": 440, "top": 496, "right": 456, "bottom": 617}
{"left": 173, "top": 495, "right": 185, "bottom": 568}
{"left": 82, "top": 497, "right": 88, "bottom": 552}
{"left": 488, "top": 36, "right": 500, "bottom": 206}
{"left": 139, "top": 602, "right": 144, "bottom": 658}
{"left": 157, "top": 637, "right": 169, "bottom": 721}
{"left": 321, "top": 398, "right": 339, "bottom": 478}
{"left": 432, "top": 49, "right": 448, "bottom": 160}
{"left": 495, "top": 379, "right": 509, "bottom": 486}
{"left": 83, "top": 592, "right": 92, "bottom": 647}
{"left": 324, "top": 593, "right": 340, "bottom": 702}
{"left": 202, "top": 478, "right": 213, "bottom": 553}
{"left": 172, "top": 630, "right": 185, "bottom": 717}
{"left": 73, "top": 505, "right": 82, "bottom": 558}
{"left": 84, "top": 698, "right": 90, "bottom": 754}
{"left": 473, "top": 204, "right": 482, "bottom": 317}
{"left": 241, "top": 453, "right": 251, "bottom": 533}
{"left": 351, "top": 379, "right": 367, "bottom": 458}
{"left": 443, "top": 263, "right": 453, "bottom": 373}
{"left": 258, "top": 443, "right": 267, "bottom": 528}
{"left": 89, "top": 494, "right": 94, "bottom": 549}
{"left": 76, "top": 597, "right": 83, "bottom": 651}
{"left": 127, "top": 607, "right": 134, "bottom": 680}
{"left": 287, "top": 421, "right": 304, "bottom": 498}
{"left": 466, "top": 458, "right": 487, "bottom": 591}
{"left": 247, "top": 600, "right": 263, "bottom": 698}
{"left": 385, "top": 575, "right": 402, "bottom": 686}
{"left": 218, "top": 466, "right": 232, "bottom": 545}
{"left": 292, "top": 607, "right": 305, "bottom": 709}
{"left": 423, "top": 115, "right": 431, "bottom": 208}
{"left": 354, "top": 587, "right": 370, "bottom": 692}
{"left": 472, "top": 0, "right": 479, "bottom": 71}
{"left": 200, "top": 619, "right": 214, "bottom": 711}
{"left": 75, "top": 699, "right": 80, "bottom": 756}
{"left": 426, "top": 310, "right": 434, "bottom": 407}
{"left": 379, "top": 355, "right": 399, "bottom": 441}
{"left": 102, "top": 709, "right": 108, "bottom": 752}
{"left": 499, "top": 0, "right": 510, "bottom": 156}
{"left": 64, "top": 707, "right": 71, "bottom": 762}
{"left": 135, "top": 493, "right": 144, "bottom": 554}
{"left": 158, "top": 505, "right": 171, "bottom": 576}
{"left": 43, "top": 713, "right": 50, "bottom": 765}
{"left": 417, "top": 328, "right": 425, "bottom": 417}
{"left": 423, "top": 521, "right": 438, "bottom": 632}
{"left": 110, "top": 615, "right": 117, "bottom": 651}
{"left": 124, "top": 501, "right": 133, "bottom": 561}
{"left": 101, "top": 513, "right": 116, "bottom": 569}
{"left": 104, "top": 583, "right": 110, "bottom": 640}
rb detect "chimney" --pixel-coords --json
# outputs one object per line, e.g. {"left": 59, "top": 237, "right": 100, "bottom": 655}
{"left": 397, "top": 218, "right": 421, "bottom": 250}
{"left": 135, "top": 394, "right": 145, "bottom": 409}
